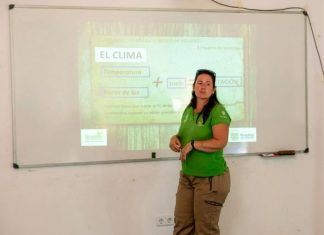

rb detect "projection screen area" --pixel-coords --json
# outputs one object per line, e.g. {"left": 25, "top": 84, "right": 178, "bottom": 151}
{"left": 10, "top": 6, "right": 308, "bottom": 167}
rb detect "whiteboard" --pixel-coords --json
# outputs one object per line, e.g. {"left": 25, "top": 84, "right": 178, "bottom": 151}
{"left": 9, "top": 5, "right": 308, "bottom": 168}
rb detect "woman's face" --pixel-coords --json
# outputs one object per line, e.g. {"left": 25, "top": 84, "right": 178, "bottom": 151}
{"left": 193, "top": 73, "right": 215, "bottom": 100}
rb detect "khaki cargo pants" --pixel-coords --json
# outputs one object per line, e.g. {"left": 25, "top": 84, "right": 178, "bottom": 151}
{"left": 173, "top": 170, "right": 230, "bottom": 235}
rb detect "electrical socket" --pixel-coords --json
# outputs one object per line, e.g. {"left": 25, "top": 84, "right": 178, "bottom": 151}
{"left": 156, "top": 216, "right": 165, "bottom": 226}
{"left": 155, "top": 215, "right": 174, "bottom": 227}
{"left": 165, "top": 215, "right": 174, "bottom": 226}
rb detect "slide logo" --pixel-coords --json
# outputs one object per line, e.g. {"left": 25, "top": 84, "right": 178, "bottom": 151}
{"left": 229, "top": 128, "right": 256, "bottom": 142}
{"left": 81, "top": 129, "right": 107, "bottom": 146}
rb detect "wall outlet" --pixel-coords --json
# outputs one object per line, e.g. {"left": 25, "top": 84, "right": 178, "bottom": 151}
{"left": 165, "top": 215, "right": 174, "bottom": 226}
{"left": 155, "top": 215, "right": 174, "bottom": 227}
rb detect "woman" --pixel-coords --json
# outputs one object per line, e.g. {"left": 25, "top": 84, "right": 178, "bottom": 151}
{"left": 169, "top": 69, "right": 231, "bottom": 235}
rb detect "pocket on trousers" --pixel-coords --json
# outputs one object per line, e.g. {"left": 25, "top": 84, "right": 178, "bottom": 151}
{"left": 211, "top": 170, "right": 231, "bottom": 204}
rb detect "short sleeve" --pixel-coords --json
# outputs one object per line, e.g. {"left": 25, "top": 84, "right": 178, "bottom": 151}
{"left": 210, "top": 104, "right": 231, "bottom": 126}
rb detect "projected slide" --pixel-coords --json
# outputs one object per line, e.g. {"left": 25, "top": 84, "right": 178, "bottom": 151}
{"left": 79, "top": 22, "right": 256, "bottom": 153}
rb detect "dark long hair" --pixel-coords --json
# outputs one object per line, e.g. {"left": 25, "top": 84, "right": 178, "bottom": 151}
{"left": 189, "top": 69, "right": 221, "bottom": 124}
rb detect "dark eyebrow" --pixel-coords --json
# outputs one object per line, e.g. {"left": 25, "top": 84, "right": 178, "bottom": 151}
{"left": 196, "top": 80, "right": 212, "bottom": 84}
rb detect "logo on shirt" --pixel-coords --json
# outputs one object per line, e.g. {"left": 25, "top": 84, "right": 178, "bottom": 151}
{"left": 197, "top": 120, "right": 204, "bottom": 126}
{"left": 220, "top": 110, "right": 229, "bottom": 120}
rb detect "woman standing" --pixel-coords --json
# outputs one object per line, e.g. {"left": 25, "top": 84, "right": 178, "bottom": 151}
{"left": 169, "top": 69, "right": 231, "bottom": 235}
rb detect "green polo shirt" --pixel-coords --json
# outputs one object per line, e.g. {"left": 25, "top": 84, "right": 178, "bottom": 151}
{"left": 177, "top": 104, "right": 231, "bottom": 177}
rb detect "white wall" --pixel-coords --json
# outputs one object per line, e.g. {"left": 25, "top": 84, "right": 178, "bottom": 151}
{"left": 0, "top": 0, "right": 323, "bottom": 235}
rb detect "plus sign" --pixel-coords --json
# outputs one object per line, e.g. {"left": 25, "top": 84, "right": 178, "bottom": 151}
{"left": 153, "top": 77, "right": 163, "bottom": 87}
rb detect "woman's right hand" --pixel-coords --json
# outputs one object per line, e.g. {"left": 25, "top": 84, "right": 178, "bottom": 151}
{"left": 169, "top": 135, "right": 182, "bottom": 152}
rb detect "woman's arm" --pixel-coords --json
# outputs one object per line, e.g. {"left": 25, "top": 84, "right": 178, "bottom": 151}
{"left": 194, "top": 123, "right": 229, "bottom": 152}
{"left": 179, "top": 123, "right": 229, "bottom": 160}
